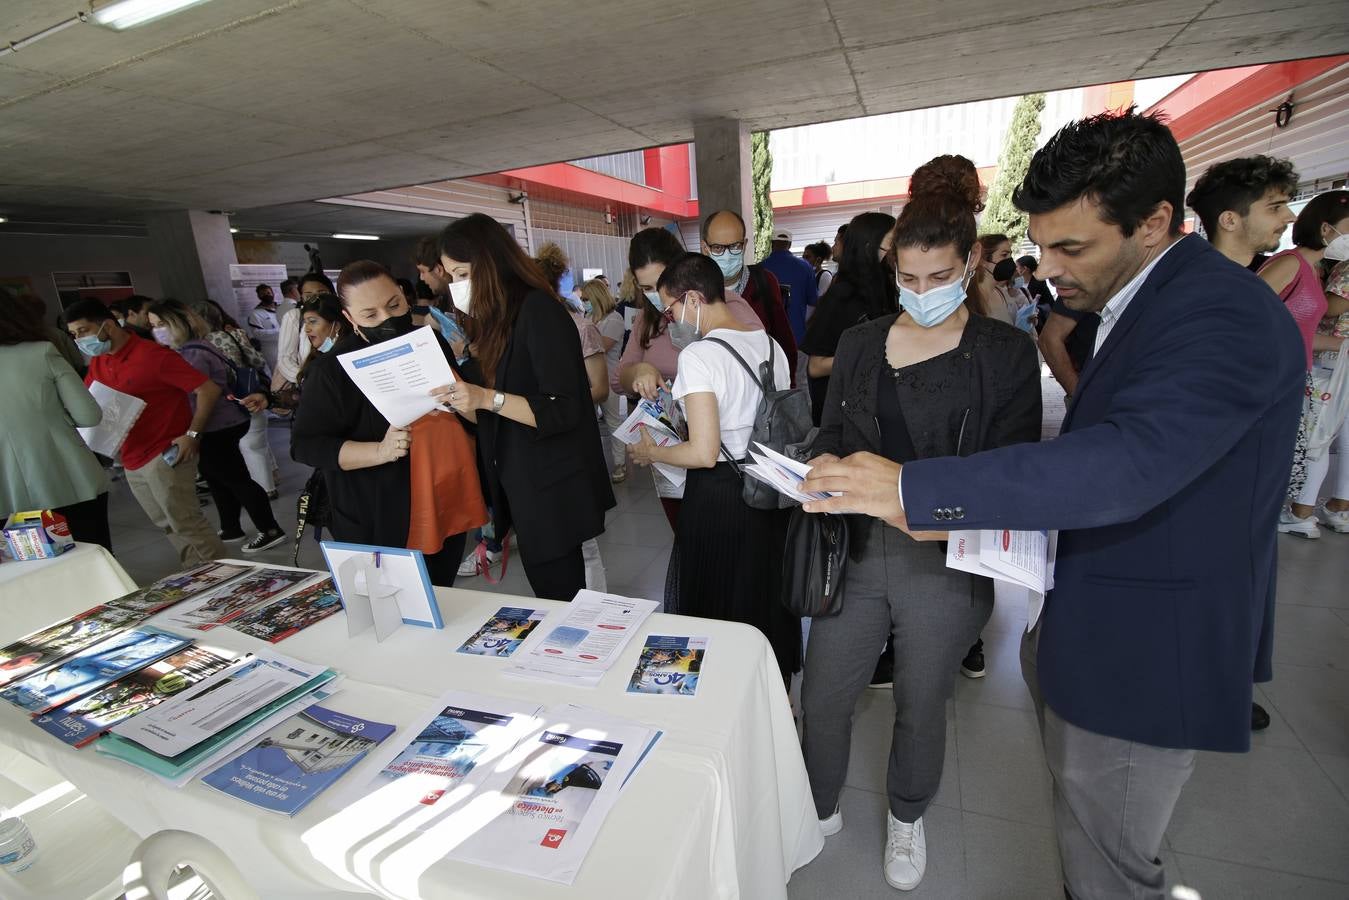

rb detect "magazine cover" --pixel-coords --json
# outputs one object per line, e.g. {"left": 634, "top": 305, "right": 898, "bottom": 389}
{"left": 202, "top": 704, "right": 395, "bottom": 816}
{"left": 156, "top": 568, "right": 317, "bottom": 632}
{"left": 456, "top": 607, "right": 546, "bottom": 657}
{"left": 33, "top": 644, "right": 237, "bottom": 747}
{"left": 1, "top": 626, "right": 192, "bottom": 715}
{"left": 626, "top": 635, "right": 708, "bottom": 696}
{"left": 104, "top": 562, "right": 252, "bottom": 616}
{"left": 0, "top": 605, "right": 147, "bottom": 689}
{"left": 230, "top": 578, "right": 342, "bottom": 642}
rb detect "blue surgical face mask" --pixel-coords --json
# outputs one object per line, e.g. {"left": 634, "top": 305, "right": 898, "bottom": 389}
{"left": 582, "top": 300, "right": 594, "bottom": 315}
{"left": 709, "top": 248, "right": 745, "bottom": 281}
{"left": 895, "top": 260, "right": 972, "bottom": 328}
{"left": 318, "top": 336, "right": 335, "bottom": 353}
{"left": 76, "top": 322, "right": 112, "bottom": 357}
{"left": 644, "top": 289, "right": 664, "bottom": 311}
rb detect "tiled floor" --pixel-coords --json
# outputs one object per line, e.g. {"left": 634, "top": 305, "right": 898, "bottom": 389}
{"left": 103, "top": 420, "right": 1349, "bottom": 899}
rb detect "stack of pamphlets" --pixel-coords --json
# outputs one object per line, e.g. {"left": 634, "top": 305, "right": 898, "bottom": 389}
{"left": 625, "top": 635, "right": 708, "bottom": 696}
{"left": 456, "top": 606, "right": 547, "bottom": 657}
{"left": 503, "top": 591, "right": 658, "bottom": 687}
{"left": 613, "top": 386, "right": 687, "bottom": 489}
{"left": 742, "top": 442, "right": 841, "bottom": 505}
{"left": 314, "top": 692, "right": 662, "bottom": 885}
{"left": 99, "top": 651, "right": 337, "bottom": 786}
{"left": 0, "top": 605, "right": 148, "bottom": 688}
{"left": 202, "top": 703, "right": 395, "bottom": 815}
{"left": 33, "top": 644, "right": 238, "bottom": 747}
{"left": 229, "top": 577, "right": 343, "bottom": 643}
{"left": 154, "top": 568, "right": 319, "bottom": 632}
{"left": 1, "top": 626, "right": 192, "bottom": 714}
{"left": 104, "top": 562, "right": 252, "bottom": 616}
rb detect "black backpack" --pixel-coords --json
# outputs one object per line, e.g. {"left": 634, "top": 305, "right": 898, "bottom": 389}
{"left": 703, "top": 333, "right": 815, "bottom": 510}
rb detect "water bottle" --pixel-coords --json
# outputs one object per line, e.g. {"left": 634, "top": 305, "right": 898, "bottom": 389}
{"left": 0, "top": 806, "right": 37, "bottom": 874}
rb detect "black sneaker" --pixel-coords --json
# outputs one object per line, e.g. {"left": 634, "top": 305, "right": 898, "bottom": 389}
{"left": 960, "top": 639, "right": 986, "bottom": 679}
{"left": 241, "top": 529, "right": 286, "bottom": 554}
{"left": 1251, "top": 701, "right": 1271, "bottom": 732}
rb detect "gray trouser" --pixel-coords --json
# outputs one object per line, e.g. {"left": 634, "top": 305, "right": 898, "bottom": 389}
{"left": 801, "top": 525, "right": 992, "bottom": 822}
{"left": 1021, "top": 623, "right": 1196, "bottom": 900}
{"left": 125, "top": 454, "right": 228, "bottom": 566}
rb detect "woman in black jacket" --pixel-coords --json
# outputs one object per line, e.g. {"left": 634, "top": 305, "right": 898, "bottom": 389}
{"left": 798, "top": 155, "right": 1041, "bottom": 890}
{"left": 800, "top": 210, "right": 897, "bottom": 425}
{"left": 437, "top": 214, "right": 615, "bottom": 601}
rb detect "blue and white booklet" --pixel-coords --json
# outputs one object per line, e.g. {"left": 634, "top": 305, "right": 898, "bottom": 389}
{"left": 202, "top": 703, "right": 395, "bottom": 816}
{"left": 626, "top": 635, "right": 708, "bottom": 696}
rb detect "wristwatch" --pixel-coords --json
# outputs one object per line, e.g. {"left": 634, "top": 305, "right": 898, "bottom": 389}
{"left": 491, "top": 391, "right": 506, "bottom": 413}
{"left": 185, "top": 430, "right": 201, "bottom": 440}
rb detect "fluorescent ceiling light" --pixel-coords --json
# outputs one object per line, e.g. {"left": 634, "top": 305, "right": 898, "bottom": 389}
{"left": 332, "top": 233, "right": 379, "bottom": 241}
{"left": 0, "top": 217, "right": 7, "bottom": 224}
{"left": 91, "top": 0, "right": 214, "bottom": 31}
{"left": 229, "top": 227, "right": 238, "bottom": 233}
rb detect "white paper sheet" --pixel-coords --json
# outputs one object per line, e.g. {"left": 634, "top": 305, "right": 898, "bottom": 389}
{"left": 614, "top": 388, "right": 686, "bottom": 489}
{"left": 946, "top": 529, "right": 1054, "bottom": 632}
{"left": 78, "top": 380, "right": 146, "bottom": 457}
{"left": 336, "top": 325, "right": 455, "bottom": 427}
{"left": 742, "top": 442, "right": 840, "bottom": 505}
{"left": 504, "top": 591, "right": 658, "bottom": 687}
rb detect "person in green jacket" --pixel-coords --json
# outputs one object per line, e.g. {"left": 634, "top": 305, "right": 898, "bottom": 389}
{"left": 0, "top": 293, "right": 111, "bottom": 550}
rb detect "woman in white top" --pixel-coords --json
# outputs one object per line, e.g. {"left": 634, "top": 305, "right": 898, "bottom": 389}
{"left": 630, "top": 253, "right": 799, "bottom": 679}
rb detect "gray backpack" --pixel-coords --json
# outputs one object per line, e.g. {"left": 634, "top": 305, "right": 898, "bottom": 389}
{"left": 704, "top": 334, "right": 816, "bottom": 510}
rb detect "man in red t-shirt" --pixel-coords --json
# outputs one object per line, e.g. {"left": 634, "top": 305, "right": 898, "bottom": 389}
{"left": 65, "top": 300, "right": 227, "bottom": 565}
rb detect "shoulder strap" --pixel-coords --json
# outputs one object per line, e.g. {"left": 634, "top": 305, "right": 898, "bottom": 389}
{"left": 183, "top": 339, "right": 236, "bottom": 371}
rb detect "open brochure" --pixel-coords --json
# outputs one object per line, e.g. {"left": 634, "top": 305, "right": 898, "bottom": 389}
{"left": 613, "top": 386, "right": 687, "bottom": 490}
{"left": 946, "top": 529, "right": 1057, "bottom": 631}
{"left": 743, "top": 442, "right": 841, "bottom": 505}
{"left": 503, "top": 591, "right": 658, "bottom": 687}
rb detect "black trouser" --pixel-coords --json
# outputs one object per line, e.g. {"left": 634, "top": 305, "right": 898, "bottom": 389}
{"left": 197, "top": 421, "right": 279, "bottom": 536}
{"left": 421, "top": 531, "right": 468, "bottom": 589}
{"left": 55, "top": 492, "right": 112, "bottom": 553}
{"left": 521, "top": 544, "right": 585, "bottom": 602}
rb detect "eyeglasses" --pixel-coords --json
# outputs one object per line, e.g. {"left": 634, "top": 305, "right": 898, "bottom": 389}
{"left": 706, "top": 239, "right": 747, "bottom": 256}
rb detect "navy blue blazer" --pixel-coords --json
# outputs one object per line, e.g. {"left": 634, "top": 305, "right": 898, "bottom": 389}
{"left": 902, "top": 235, "right": 1305, "bottom": 752}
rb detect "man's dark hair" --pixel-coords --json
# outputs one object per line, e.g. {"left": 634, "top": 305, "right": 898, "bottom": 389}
{"left": 1016, "top": 254, "right": 1038, "bottom": 272}
{"left": 123, "top": 294, "right": 153, "bottom": 313}
{"left": 299, "top": 271, "right": 336, "bottom": 294}
{"left": 1186, "top": 155, "right": 1299, "bottom": 238}
{"left": 1291, "top": 190, "right": 1349, "bottom": 250}
{"left": 657, "top": 253, "right": 726, "bottom": 303}
{"left": 806, "top": 241, "right": 833, "bottom": 261}
{"left": 279, "top": 277, "right": 299, "bottom": 295}
{"left": 415, "top": 234, "right": 442, "bottom": 268}
{"left": 63, "top": 299, "right": 115, "bottom": 326}
{"left": 1014, "top": 107, "right": 1185, "bottom": 237}
{"left": 255, "top": 283, "right": 273, "bottom": 298}
{"left": 700, "top": 209, "right": 746, "bottom": 244}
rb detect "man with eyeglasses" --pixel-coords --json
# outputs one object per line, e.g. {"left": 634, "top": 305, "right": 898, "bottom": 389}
{"left": 700, "top": 209, "right": 798, "bottom": 387}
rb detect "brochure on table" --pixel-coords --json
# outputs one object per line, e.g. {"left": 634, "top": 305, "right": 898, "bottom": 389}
{"left": 230, "top": 577, "right": 343, "bottom": 643}
{"left": 78, "top": 381, "right": 146, "bottom": 457}
{"left": 946, "top": 529, "right": 1057, "bottom": 631}
{"left": 626, "top": 635, "right": 708, "bottom": 696}
{"left": 321, "top": 541, "right": 441, "bottom": 641}
{"left": 456, "top": 606, "right": 546, "bottom": 657}
{"left": 742, "top": 442, "right": 841, "bottom": 506}
{"left": 203, "top": 703, "right": 395, "bottom": 816}
{"left": 0, "top": 604, "right": 146, "bottom": 688}
{"left": 154, "top": 568, "right": 318, "bottom": 632}
{"left": 336, "top": 324, "right": 455, "bottom": 427}
{"left": 108, "top": 562, "right": 252, "bottom": 616}
{"left": 613, "top": 386, "right": 687, "bottom": 489}
{"left": 504, "top": 591, "right": 659, "bottom": 687}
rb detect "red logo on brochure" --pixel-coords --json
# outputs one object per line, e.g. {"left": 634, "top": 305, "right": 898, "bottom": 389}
{"left": 597, "top": 624, "right": 624, "bottom": 630}
{"left": 541, "top": 828, "right": 568, "bottom": 848}
{"left": 1002, "top": 530, "right": 1010, "bottom": 551}
{"left": 579, "top": 654, "right": 599, "bottom": 660}
{"left": 543, "top": 648, "right": 563, "bottom": 654}
{"left": 420, "top": 789, "right": 445, "bottom": 806}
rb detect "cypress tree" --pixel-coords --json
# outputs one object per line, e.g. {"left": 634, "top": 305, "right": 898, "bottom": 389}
{"left": 982, "top": 93, "right": 1046, "bottom": 246}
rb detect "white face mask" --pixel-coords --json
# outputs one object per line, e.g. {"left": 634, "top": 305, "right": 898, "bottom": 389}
{"left": 1324, "top": 225, "right": 1349, "bottom": 262}
{"left": 669, "top": 296, "right": 701, "bottom": 350}
{"left": 448, "top": 279, "right": 472, "bottom": 315}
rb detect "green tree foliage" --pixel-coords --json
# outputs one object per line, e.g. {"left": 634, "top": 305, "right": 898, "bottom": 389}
{"left": 752, "top": 131, "right": 774, "bottom": 260}
{"left": 981, "top": 93, "right": 1046, "bottom": 246}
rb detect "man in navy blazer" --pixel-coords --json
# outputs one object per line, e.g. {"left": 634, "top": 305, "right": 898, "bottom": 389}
{"left": 803, "top": 110, "right": 1305, "bottom": 900}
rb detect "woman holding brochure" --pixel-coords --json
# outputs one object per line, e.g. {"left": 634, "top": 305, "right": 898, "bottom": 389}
{"left": 435, "top": 214, "right": 615, "bottom": 602}
{"left": 797, "top": 156, "right": 1040, "bottom": 891}
{"left": 627, "top": 252, "right": 800, "bottom": 681}
{"left": 291, "top": 260, "right": 485, "bottom": 587}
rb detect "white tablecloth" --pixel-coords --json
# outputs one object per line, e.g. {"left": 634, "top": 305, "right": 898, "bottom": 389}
{"left": 0, "top": 543, "right": 137, "bottom": 629}
{"left": 0, "top": 561, "right": 823, "bottom": 899}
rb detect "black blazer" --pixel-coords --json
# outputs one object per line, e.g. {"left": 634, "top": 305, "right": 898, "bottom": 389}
{"left": 902, "top": 235, "right": 1306, "bottom": 752}
{"left": 812, "top": 311, "right": 1042, "bottom": 557}
{"left": 472, "top": 289, "right": 615, "bottom": 563}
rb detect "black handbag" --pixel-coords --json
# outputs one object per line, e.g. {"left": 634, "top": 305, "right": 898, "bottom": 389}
{"left": 781, "top": 507, "right": 849, "bottom": 618}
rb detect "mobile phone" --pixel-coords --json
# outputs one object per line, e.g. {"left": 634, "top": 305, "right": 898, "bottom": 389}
{"left": 162, "top": 444, "right": 181, "bottom": 467}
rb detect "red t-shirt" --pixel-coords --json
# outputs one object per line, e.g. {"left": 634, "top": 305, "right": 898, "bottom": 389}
{"left": 84, "top": 333, "right": 208, "bottom": 470}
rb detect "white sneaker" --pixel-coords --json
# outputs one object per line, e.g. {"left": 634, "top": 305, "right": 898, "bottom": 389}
{"left": 1315, "top": 503, "right": 1349, "bottom": 533}
{"left": 457, "top": 547, "right": 503, "bottom": 577}
{"left": 820, "top": 806, "right": 843, "bottom": 837}
{"left": 884, "top": 813, "right": 926, "bottom": 891}
{"left": 1277, "top": 507, "right": 1321, "bottom": 539}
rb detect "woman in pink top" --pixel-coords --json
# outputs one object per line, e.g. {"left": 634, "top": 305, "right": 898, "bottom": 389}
{"left": 615, "top": 227, "right": 764, "bottom": 529}
{"left": 1258, "top": 190, "right": 1349, "bottom": 533}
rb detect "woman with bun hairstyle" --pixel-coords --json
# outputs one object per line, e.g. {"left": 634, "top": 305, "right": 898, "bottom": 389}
{"left": 798, "top": 154, "right": 1042, "bottom": 890}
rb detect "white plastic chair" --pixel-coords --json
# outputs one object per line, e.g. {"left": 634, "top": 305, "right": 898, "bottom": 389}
{"left": 122, "top": 830, "right": 259, "bottom": 900}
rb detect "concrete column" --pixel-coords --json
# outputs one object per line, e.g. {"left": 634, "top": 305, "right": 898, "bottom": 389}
{"left": 145, "top": 210, "right": 240, "bottom": 319}
{"left": 693, "top": 118, "right": 753, "bottom": 243}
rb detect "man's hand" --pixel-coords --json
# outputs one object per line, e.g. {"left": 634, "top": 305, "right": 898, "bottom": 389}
{"left": 171, "top": 434, "right": 201, "bottom": 465}
{"left": 801, "top": 451, "right": 907, "bottom": 530}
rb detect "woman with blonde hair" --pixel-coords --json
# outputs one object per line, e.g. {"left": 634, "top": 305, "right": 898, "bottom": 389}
{"left": 582, "top": 278, "right": 629, "bottom": 481}
{"left": 147, "top": 299, "right": 285, "bottom": 553}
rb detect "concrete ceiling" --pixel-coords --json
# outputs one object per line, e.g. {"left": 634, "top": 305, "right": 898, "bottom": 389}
{"left": 2, "top": 0, "right": 1347, "bottom": 228}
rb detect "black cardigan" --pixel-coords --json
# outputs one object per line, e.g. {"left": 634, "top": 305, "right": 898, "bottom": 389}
{"left": 472, "top": 290, "right": 615, "bottom": 563}
{"left": 811, "top": 312, "right": 1042, "bottom": 556}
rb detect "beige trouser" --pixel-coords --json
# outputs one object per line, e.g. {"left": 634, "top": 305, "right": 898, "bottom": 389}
{"left": 124, "top": 454, "right": 228, "bottom": 566}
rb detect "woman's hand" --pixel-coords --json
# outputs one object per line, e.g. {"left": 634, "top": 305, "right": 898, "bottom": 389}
{"left": 630, "top": 364, "right": 663, "bottom": 401}
{"left": 434, "top": 381, "right": 488, "bottom": 415}
{"left": 376, "top": 425, "right": 411, "bottom": 464}
{"left": 629, "top": 427, "right": 659, "bottom": 466}
{"left": 239, "top": 392, "right": 269, "bottom": 414}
